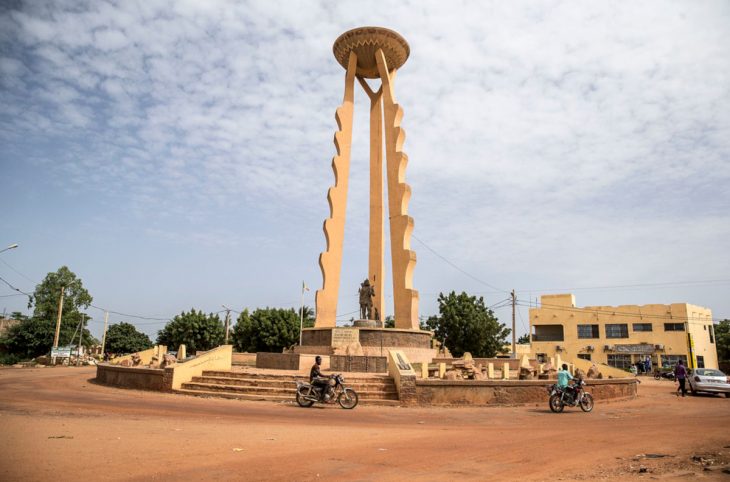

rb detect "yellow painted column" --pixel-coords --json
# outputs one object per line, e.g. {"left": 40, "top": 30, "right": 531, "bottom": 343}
{"left": 315, "top": 51, "right": 357, "bottom": 327}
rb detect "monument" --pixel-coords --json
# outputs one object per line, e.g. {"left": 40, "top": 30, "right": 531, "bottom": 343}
{"left": 300, "top": 27, "right": 434, "bottom": 363}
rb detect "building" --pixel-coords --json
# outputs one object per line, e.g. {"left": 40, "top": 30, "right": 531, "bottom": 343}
{"left": 529, "top": 294, "right": 718, "bottom": 370}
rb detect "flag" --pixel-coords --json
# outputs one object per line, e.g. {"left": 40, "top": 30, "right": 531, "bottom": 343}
{"left": 302, "top": 281, "right": 310, "bottom": 292}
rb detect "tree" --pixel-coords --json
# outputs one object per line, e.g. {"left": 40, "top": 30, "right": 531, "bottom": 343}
{"left": 517, "top": 333, "right": 530, "bottom": 344}
{"left": 300, "top": 305, "right": 315, "bottom": 329}
{"left": 156, "top": 309, "right": 224, "bottom": 353}
{"left": 0, "top": 267, "right": 94, "bottom": 359}
{"left": 715, "top": 319, "right": 730, "bottom": 362}
{"left": 104, "top": 322, "right": 153, "bottom": 355}
{"left": 232, "top": 307, "right": 300, "bottom": 353}
{"left": 426, "top": 291, "right": 511, "bottom": 358}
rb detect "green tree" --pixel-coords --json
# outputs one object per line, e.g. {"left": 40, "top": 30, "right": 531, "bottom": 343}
{"left": 300, "top": 305, "right": 315, "bottom": 329}
{"left": 0, "top": 267, "right": 94, "bottom": 359}
{"left": 715, "top": 319, "right": 730, "bottom": 362}
{"left": 426, "top": 291, "right": 511, "bottom": 358}
{"left": 232, "top": 307, "right": 300, "bottom": 353}
{"left": 156, "top": 309, "right": 224, "bottom": 353}
{"left": 104, "top": 322, "right": 153, "bottom": 355}
{"left": 517, "top": 333, "right": 530, "bottom": 344}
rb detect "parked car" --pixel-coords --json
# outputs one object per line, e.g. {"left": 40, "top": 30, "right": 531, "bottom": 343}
{"left": 687, "top": 369, "right": 730, "bottom": 398}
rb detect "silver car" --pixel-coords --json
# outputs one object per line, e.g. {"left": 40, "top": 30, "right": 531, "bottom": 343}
{"left": 687, "top": 369, "right": 730, "bottom": 398}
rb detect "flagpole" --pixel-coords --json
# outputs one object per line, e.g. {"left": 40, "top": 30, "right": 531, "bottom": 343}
{"left": 299, "top": 281, "right": 306, "bottom": 346}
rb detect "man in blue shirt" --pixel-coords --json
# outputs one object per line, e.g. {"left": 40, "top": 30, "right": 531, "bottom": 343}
{"left": 557, "top": 363, "right": 573, "bottom": 388}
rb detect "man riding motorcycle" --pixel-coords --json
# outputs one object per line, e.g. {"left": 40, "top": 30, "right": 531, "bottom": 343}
{"left": 557, "top": 363, "right": 575, "bottom": 400}
{"left": 310, "top": 356, "right": 332, "bottom": 401}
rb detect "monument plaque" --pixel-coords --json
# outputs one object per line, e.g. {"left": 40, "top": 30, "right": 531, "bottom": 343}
{"left": 331, "top": 328, "right": 359, "bottom": 348}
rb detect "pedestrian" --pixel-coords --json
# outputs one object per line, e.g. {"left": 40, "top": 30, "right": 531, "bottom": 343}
{"left": 644, "top": 356, "right": 651, "bottom": 374}
{"left": 674, "top": 360, "right": 687, "bottom": 397}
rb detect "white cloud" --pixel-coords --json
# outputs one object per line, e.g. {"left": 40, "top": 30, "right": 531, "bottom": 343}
{"left": 1, "top": 0, "right": 729, "bottom": 321}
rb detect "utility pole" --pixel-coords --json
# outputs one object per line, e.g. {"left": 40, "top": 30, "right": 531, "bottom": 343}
{"left": 77, "top": 314, "right": 85, "bottom": 367}
{"left": 511, "top": 289, "right": 516, "bottom": 358}
{"left": 100, "top": 311, "right": 109, "bottom": 357}
{"left": 221, "top": 305, "right": 231, "bottom": 345}
{"left": 51, "top": 286, "right": 65, "bottom": 364}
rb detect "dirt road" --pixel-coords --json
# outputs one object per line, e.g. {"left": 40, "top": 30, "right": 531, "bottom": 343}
{"left": 1, "top": 367, "right": 729, "bottom": 481}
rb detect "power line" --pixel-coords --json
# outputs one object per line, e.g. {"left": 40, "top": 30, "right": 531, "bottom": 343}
{"left": 0, "top": 258, "right": 38, "bottom": 285}
{"left": 411, "top": 233, "right": 507, "bottom": 294}
{"left": 0, "top": 275, "right": 33, "bottom": 298}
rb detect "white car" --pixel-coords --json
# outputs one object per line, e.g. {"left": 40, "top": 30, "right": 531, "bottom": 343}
{"left": 687, "top": 369, "right": 730, "bottom": 398}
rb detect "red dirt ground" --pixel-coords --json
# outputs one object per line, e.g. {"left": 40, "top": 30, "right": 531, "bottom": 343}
{"left": 1, "top": 367, "right": 729, "bottom": 481}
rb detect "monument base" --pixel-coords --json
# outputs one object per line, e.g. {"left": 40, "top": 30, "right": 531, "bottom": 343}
{"left": 297, "top": 326, "right": 436, "bottom": 365}
{"left": 353, "top": 319, "right": 384, "bottom": 328}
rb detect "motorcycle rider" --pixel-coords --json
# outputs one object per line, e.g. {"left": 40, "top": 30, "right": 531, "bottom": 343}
{"left": 310, "top": 356, "right": 332, "bottom": 401}
{"left": 557, "top": 363, "right": 575, "bottom": 400}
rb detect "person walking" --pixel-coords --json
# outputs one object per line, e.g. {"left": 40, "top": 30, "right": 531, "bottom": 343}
{"left": 674, "top": 359, "right": 688, "bottom": 397}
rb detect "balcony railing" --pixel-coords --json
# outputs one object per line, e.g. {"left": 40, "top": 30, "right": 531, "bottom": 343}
{"left": 531, "top": 335, "right": 564, "bottom": 342}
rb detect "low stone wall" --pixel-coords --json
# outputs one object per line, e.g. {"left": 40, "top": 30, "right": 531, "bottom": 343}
{"left": 97, "top": 345, "right": 232, "bottom": 391}
{"left": 256, "top": 352, "right": 299, "bottom": 370}
{"left": 330, "top": 355, "right": 387, "bottom": 373}
{"left": 232, "top": 352, "right": 257, "bottom": 367}
{"left": 95, "top": 364, "right": 166, "bottom": 391}
{"left": 415, "top": 378, "right": 638, "bottom": 406}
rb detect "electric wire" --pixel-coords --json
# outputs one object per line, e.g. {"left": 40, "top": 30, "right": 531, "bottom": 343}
{"left": 411, "top": 233, "right": 508, "bottom": 294}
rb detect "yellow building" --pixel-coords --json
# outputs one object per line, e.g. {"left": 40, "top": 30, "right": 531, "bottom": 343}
{"left": 529, "top": 294, "right": 718, "bottom": 370}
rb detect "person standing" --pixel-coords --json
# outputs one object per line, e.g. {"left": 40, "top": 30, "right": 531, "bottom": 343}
{"left": 675, "top": 359, "right": 688, "bottom": 397}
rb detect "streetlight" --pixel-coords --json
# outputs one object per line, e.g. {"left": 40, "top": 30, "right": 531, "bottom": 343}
{"left": 0, "top": 243, "right": 18, "bottom": 254}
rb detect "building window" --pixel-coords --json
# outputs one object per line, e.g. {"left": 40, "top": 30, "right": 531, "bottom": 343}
{"left": 577, "top": 354, "right": 591, "bottom": 361}
{"left": 664, "top": 323, "right": 685, "bottom": 331}
{"left": 577, "top": 324, "right": 599, "bottom": 339}
{"left": 709, "top": 325, "right": 715, "bottom": 344}
{"left": 661, "top": 355, "right": 687, "bottom": 368}
{"left": 632, "top": 323, "right": 652, "bottom": 332}
{"left": 697, "top": 356, "right": 705, "bottom": 368}
{"left": 533, "top": 325, "right": 564, "bottom": 342}
{"left": 605, "top": 324, "right": 629, "bottom": 338}
{"left": 607, "top": 354, "right": 632, "bottom": 369}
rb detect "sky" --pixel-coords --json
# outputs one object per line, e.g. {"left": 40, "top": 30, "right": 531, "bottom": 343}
{"left": 1, "top": 0, "right": 729, "bottom": 341}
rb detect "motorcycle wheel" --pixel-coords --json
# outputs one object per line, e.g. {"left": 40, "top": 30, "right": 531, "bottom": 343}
{"left": 654, "top": 372, "right": 660, "bottom": 380}
{"left": 580, "top": 393, "right": 594, "bottom": 412}
{"left": 337, "top": 388, "right": 359, "bottom": 409}
{"left": 296, "top": 387, "right": 315, "bottom": 408}
{"left": 549, "top": 394, "right": 564, "bottom": 413}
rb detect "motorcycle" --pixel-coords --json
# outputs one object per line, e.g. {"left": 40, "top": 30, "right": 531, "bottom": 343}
{"left": 653, "top": 370, "right": 675, "bottom": 381}
{"left": 295, "top": 374, "right": 359, "bottom": 409}
{"left": 547, "top": 378, "right": 594, "bottom": 413}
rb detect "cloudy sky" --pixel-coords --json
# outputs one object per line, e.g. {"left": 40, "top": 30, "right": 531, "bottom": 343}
{"left": 1, "top": 0, "right": 729, "bottom": 340}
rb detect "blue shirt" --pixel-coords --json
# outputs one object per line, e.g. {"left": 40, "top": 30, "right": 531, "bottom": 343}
{"left": 557, "top": 370, "right": 573, "bottom": 388}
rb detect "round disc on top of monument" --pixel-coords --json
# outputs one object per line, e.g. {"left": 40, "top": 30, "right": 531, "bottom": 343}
{"left": 332, "top": 26, "right": 410, "bottom": 78}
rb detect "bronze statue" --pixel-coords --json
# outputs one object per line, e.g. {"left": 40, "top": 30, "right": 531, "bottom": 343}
{"left": 358, "top": 278, "right": 375, "bottom": 319}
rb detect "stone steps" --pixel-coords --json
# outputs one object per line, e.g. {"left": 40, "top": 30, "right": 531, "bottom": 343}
{"left": 175, "top": 388, "right": 402, "bottom": 406}
{"left": 182, "top": 381, "right": 399, "bottom": 400}
{"left": 191, "top": 375, "right": 395, "bottom": 391}
{"left": 177, "top": 370, "right": 400, "bottom": 406}
{"left": 203, "top": 370, "right": 391, "bottom": 383}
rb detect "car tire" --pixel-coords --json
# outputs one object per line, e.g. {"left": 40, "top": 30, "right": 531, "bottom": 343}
{"left": 725, "top": 393, "right": 730, "bottom": 399}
